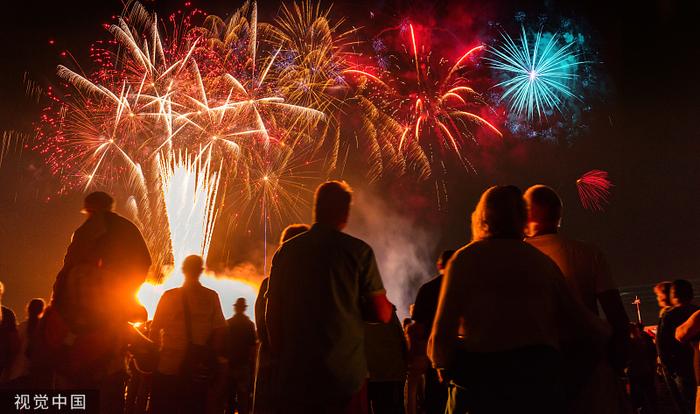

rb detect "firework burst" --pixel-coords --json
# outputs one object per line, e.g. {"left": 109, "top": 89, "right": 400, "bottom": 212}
{"left": 576, "top": 169, "right": 613, "bottom": 211}
{"left": 486, "top": 25, "right": 585, "bottom": 120}
{"left": 346, "top": 22, "right": 502, "bottom": 182}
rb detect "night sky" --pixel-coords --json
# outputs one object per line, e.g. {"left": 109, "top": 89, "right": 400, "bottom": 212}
{"left": 0, "top": 0, "right": 698, "bottom": 320}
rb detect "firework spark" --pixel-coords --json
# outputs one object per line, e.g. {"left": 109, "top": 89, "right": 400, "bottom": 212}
{"left": 345, "top": 22, "right": 501, "bottom": 182}
{"left": 577, "top": 169, "right": 613, "bottom": 211}
{"left": 159, "top": 150, "right": 221, "bottom": 267}
{"left": 486, "top": 26, "right": 585, "bottom": 120}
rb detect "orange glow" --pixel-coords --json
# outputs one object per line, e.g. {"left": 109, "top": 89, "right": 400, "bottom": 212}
{"left": 137, "top": 268, "right": 260, "bottom": 320}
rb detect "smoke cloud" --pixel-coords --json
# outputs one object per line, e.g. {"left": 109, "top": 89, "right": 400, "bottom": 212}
{"left": 347, "top": 189, "right": 438, "bottom": 318}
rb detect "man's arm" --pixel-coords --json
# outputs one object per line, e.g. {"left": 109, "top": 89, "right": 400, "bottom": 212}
{"left": 428, "top": 256, "right": 462, "bottom": 372}
{"left": 360, "top": 247, "right": 392, "bottom": 323}
{"left": 676, "top": 310, "right": 700, "bottom": 342}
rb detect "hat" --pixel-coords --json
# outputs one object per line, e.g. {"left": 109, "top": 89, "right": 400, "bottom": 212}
{"left": 82, "top": 191, "right": 114, "bottom": 214}
{"left": 234, "top": 298, "right": 247, "bottom": 308}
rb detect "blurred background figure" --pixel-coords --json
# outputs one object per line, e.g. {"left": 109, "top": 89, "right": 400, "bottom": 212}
{"left": 655, "top": 282, "right": 674, "bottom": 319}
{"left": 227, "top": 298, "right": 257, "bottom": 414}
{"left": 253, "top": 223, "right": 308, "bottom": 414}
{"left": 657, "top": 279, "right": 698, "bottom": 414}
{"left": 7, "top": 298, "right": 44, "bottom": 384}
{"left": 365, "top": 310, "right": 407, "bottom": 414}
{"left": 628, "top": 322, "right": 659, "bottom": 413}
{"left": 0, "top": 281, "right": 19, "bottom": 384}
{"left": 407, "top": 250, "right": 455, "bottom": 414}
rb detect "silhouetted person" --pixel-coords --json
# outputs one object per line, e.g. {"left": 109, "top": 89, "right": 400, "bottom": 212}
{"left": 429, "top": 185, "right": 607, "bottom": 414}
{"left": 676, "top": 308, "right": 700, "bottom": 414}
{"left": 365, "top": 311, "right": 407, "bottom": 414}
{"left": 253, "top": 224, "right": 309, "bottom": 414}
{"left": 656, "top": 281, "right": 674, "bottom": 318}
{"left": 626, "top": 323, "right": 658, "bottom": 413}
{"left": 266, "top": 181, "right": 393, "bottom": 414}
{"left": 524, "top": 185, "right": 631, "bottom": 412}
{"left": 407, "top": 250, "right": 455, "bottom": 414}
{"left": 7, "top": 298, "right": 44, "bottom": 383}
{"left": 52, "top": 191, "right": 151, "bottom": 325}
{"left": 0, "top": 281, "right": 19, "bottom": 383}
{"left": 150, "top": 255, "right": 227, "bottom": 414}
{"left": 227, "top": 298, "right": 257, "bottom": 414}
{"left": 657, "top": 279, "right": 698, "bottom": 413}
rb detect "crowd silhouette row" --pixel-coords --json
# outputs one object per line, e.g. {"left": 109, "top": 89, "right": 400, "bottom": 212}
{"left": 0, "top": 182, "right": 698, "bottom": 414}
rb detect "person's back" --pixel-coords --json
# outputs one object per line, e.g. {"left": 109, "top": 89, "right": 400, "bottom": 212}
{"left": 433, "top": 238, "right": 579, "bottom": 354}
{"left": 150, "top": 255, "right": 227, "bottom": 414}
{"left": 152, "top": 283, "right": 225, "bottom": 375}
{"left": 227, "top": 313, "right": 256, "bottom": 368}
{"left": 267, "top": 224, "right": 383, "bottom": 397}
{"left": 266, "top": 181, "right": 391, "bottom": 413}
{"left": 526, "top": 234, "right": 612, "bottom": 313}
{"left": 429, "top": 186, "right": 606, "bottom": 414}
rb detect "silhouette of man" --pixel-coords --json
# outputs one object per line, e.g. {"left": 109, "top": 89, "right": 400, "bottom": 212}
{"left": 0, "top": 281, "right": 19, "bottom": 383}
{"left": 227, "top": 298, "right": 257, "bottom": 414}
{"left": 52, "top": 191, "right": 151, "bottom": 325}
{"left": 658, "top": 279, "right": 698, "bottom": 413}
{"left": 266, "top": 181, "right": 393, "bottom": 414}
{"left": 524, "top": 185, "right": 630, "bottom": 412}
{"left": 150, "top": 255, "right": 227, "bottom": 414}
{"left": 406, "top": 250, "right": 455, "bottom": 414}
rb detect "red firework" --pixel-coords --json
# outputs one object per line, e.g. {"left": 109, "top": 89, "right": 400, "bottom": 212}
{"left": 576, "top": 169, "right": 613, "bottom": 211}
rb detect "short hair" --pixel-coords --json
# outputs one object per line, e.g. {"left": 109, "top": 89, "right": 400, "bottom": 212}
{"left": 280, "top": 224, "right": 310, "bottom": 244}
{"left": 83, "top": 191, "right": 115, "bottom": 213}
{"left": 654, "top": 281, "right": 672, "bottom": 297}
{"left": 471, "top": 185, "right": 526, "bottom": 241}
{"left": 437, "top": 250, "right": 456, "bottom": 269}
{"left": 27, "top": 298, "right": 45, "bottom": 317}
{"left": 524, "top": 185, "right": 562, "bottom": 226}
{"left": 313, "top": 181, "right": 352, "bottom": 225}
{"left": 671, "top": 279, "right": 694, "bottom": 303}
{"left": 182, "top": 255, "right": 204, "bottom": 277}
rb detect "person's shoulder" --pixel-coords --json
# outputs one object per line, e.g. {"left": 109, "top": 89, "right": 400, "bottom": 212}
{"left": 419, "top": 274, "right": 443, "bottom": 291}
{"left": 1, "top": 306, "right": 16, "bottom": 318}
{"left": 199, "top": 285, "right": 220, "bottom": 299}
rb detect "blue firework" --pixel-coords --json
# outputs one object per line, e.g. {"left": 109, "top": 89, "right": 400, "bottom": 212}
{"left": 486, "top": 26, "right": 584, "bottom": 120}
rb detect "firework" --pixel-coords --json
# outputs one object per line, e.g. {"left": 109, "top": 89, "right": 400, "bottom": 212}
{"left": 159, "top": 150, "right": 220, "bottom": 267}
{"left": 576, "top": 169, "right": 613, "bottom": 211}
{"left": 35, "top": 1, "right": 343, "bottom": 270}
{"left": 486, "top": 26, "right": 585, "bottom": 120}
{"left": 347, "top": 22, "right": 502, "bottom": 180}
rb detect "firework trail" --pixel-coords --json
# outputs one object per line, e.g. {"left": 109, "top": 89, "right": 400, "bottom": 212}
{"left": 486, "top": 25, "right": 585, "bottom": 120}
{"left": 35, "top": 1, "right": 341, "bottom": 270}
{"left": 159, "top": 150, "right": 220, "bottom": 267}
{"left": 576, "top": 169, "right": 613, "bottom": 211}
{"left": 345, "top": 21, "right": 502, "bottom": 182}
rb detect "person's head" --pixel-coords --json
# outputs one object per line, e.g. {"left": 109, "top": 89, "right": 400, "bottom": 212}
{"left": 0, "top": 281, "right": 4, "bottom": 301}
{"left": 523, "top": 185, "right": 562, "bottom": 237}
{"left": 81, "top": 191, "right": 114, "bottom": 216}
{"left": 182, "top": 255, "right": 204, "bottom": 281}
{"left": 436, "top": 250, "right": 456, "bottom": 274}
{"left": 234, "top": 297, "right": 247, "bottom": 315}
{"left": 27, "top": 298, "right": 45, "bottom": 319}
{"left": 654, "top": 281, "right": 673, "bottom": 309}
{"left": 470, "top": 185, "right": 526, "bottom": 241}
{"left": 313, "top": 181, "right": 352, "bottom": 230}
{"left": 671, "top": 279, "right": 694, "bottom": 306}
{"left": 279, "top": 224, "right": 310, "bottom": 244}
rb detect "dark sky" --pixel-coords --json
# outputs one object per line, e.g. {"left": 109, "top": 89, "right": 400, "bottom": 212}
{"left": 0, "top": 0, "right": 699, "bottom": 315}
